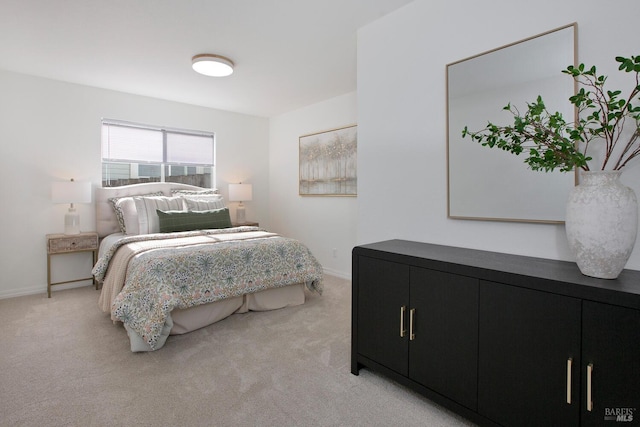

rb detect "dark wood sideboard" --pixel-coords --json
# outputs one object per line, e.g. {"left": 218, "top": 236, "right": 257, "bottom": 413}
{"left": 352, "top": 240, "right": 640, "bottom": 427}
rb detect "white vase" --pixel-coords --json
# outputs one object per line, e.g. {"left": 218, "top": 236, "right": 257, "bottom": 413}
{"left": 565, "top": 171, "right": 638, "bottom": 279}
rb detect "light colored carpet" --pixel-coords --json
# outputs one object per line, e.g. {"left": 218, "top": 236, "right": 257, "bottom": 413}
{"left": 0, "top": 275, "right": 475, "bottom": 427}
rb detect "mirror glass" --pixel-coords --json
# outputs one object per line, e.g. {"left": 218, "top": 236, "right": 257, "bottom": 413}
{"left": 447, "top": 24, "right": 577, "bottom": 223}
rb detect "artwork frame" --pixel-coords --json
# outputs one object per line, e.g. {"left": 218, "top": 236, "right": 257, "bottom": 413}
{"left": 299, "top": 124, "right": 357, "bottom": 196}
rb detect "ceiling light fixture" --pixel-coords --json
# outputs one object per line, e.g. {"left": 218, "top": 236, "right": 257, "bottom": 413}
{"left": 191, "top": 54, "right": 234, "bottom": 77}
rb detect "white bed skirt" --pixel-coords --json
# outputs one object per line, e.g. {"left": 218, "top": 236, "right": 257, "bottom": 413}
{"left": 170, "top": 283, "right": 305, "bottom": 334}
{"left": 125, "top": 284, "right": 306, "bottom": 351}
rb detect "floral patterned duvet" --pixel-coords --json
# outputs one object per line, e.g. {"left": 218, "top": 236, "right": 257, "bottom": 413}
{"left": 92, "top": 227, "right": 323, "bottom": 350}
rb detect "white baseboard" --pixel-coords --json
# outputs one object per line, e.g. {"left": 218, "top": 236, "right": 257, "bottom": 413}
{"left": 0, "top": 270, "right": 350, "bottom": 300}
{"left": 322, "top": 267, "right": 350, "bottom": 280}
{"left": 0, "top": 280, "right": 94, "bottom": 300}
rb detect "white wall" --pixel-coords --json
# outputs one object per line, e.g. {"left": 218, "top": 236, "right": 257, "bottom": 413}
{"left": 0, "top": 70, "right": 269, "bottom": 298}
{"left": 357, "top": 0, "right": 640, "bottom": 270}
{"left": 269, "top": 92, "right": 357, "bottom": 279}
{"left": 5, "top": 0, "right": 638, "bottom": 298}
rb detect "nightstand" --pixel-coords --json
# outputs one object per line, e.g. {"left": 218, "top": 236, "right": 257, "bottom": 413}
{"left": 46, "top": 232, "right": 99, "bottom": 298}
{"left": 232, "top": 221, "right": 259, "bottom": 227}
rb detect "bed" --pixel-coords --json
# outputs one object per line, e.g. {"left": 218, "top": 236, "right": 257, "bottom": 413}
{"left": 92, "top": 182, "right": 323, "bottom": 352}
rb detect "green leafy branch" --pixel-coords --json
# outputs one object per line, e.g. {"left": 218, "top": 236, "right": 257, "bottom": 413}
{"left": 462, "top": 55, "right": 640, "bottom": 172}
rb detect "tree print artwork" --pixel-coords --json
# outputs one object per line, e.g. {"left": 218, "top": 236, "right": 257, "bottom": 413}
{"left": 299, "top": 125, "right": 357, "bottom": 196}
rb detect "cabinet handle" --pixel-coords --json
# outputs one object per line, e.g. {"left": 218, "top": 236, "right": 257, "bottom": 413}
{"left": 566, "top": 358, "right": 572, "bottom": 404}
{"left": 409, "top": 308, "right": 416, "bottom": 341}
{"left": 587, "top": 363, "right": 594, "bottom": 412}
{"left": 400, "top": 306, "right": 406, "bottom": 338}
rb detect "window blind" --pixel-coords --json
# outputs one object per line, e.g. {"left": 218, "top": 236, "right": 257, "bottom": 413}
{"left": 101, "top": 124, "right": 163, "bottom": 163}
{"left": 166, "top": 132, "right": 214, "bottom": 166}
{"left": 101, "top": 120, "right": 215, "bottom": 166}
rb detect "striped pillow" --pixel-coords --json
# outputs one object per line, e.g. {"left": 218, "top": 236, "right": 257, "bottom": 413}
{"left": 108, "top": 192, "right": 162, "bottom": 233}
{"left": 133, "top": 196, "right": 185, "bottom": 234}
{"left": 170, "top": 189, "right": 219, "bottom": 196}
{"left": 183, "top": 194, "right": 226, "bottom": 211}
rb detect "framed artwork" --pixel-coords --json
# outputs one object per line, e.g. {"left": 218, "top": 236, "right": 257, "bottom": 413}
{"left": 299, "top": 124, "right": 357, "bottom": 196}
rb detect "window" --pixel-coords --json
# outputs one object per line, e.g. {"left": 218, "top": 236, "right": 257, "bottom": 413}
{"left": 101, "top": 119, "right": 216, "bottom": 188}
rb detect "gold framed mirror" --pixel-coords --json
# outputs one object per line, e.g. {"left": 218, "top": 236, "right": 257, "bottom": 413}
{"left": 447, "top": 23, "right": 577, "bottom": 223}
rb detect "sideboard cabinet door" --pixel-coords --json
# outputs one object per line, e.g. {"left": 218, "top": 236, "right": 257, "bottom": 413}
{"left": 409, "top": 267, "right": 478, "bottom": 411}
{"left": 582, "top": 301, "right": 640, "bottom": 426}
{"left": 356, "top": 256, "right": 410, "bottom": 376}
{"left": 355, "top": 256, "right": 479, "bottom": 411}
{"left": 478, "top": 280, "right": 581, "bottom": 427}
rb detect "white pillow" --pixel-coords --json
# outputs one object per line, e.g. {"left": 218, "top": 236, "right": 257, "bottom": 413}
{"left": 134, "top": 196, "right": 185, "bottom": 234}
{"left": 117, "top": 197, "right": 141, "bottom": 235}
{"left": 109, "top": 192, "right": 162, "bottom": 233}
{"left": 183, "top": 194, "right": 226, "bottom": 211}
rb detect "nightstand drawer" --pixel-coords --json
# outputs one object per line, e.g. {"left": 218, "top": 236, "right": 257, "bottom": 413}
{"left": 47, "top": 233, "right": 98, "bottom": 254}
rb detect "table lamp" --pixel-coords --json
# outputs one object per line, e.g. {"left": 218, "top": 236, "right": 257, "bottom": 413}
{"left": 228, "top": 183, "right": 252, "bottom": 224}
{"left": 52, "top": 178, "right": 92, "bottom": 234}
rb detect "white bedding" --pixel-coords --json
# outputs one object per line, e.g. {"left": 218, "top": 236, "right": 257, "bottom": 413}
{"left": 98, "top": 232, "right": 124, "bottom": 259}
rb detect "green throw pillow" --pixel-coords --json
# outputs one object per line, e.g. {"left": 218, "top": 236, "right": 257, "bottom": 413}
{"left": 157, "top": 208, "right": 232, "bottom": 233}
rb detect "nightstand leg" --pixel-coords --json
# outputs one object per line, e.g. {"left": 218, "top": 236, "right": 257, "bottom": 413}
{"left": 93, "top": 249, "right": 98, "bottom": 290}
{"left": 47, "top": 254, "right": 52, "bottom": 298}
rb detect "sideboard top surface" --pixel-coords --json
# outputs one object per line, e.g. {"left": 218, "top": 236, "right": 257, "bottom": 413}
{"left": 353, "top": 239, "right": 640, "bottom": 309}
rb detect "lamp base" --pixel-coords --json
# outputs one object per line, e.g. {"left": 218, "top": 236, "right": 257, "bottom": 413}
{"left": 235, "top": 204, "right": 246, "bottom": 224}
{"left": 64, "top": 208, "right": 81, "bottom": 235}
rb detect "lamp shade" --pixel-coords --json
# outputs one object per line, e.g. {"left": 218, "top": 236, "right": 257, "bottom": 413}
{"left": 52, "top": 180, "right": 92, "bottom": 204}
{"left": 228, "top": 183, "right": 252, "bottom": 202}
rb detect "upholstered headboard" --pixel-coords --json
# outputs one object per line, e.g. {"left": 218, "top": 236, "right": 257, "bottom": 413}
{"left": 95, "top": 183, "right": 208, "bottom": 237}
